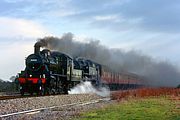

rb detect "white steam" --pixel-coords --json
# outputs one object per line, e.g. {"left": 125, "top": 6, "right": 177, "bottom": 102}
{"left": 68, "top": 81, "right": 110, "bottom": 97}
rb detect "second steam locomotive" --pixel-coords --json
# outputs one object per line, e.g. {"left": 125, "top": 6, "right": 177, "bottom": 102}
{"left": 16, "top": 42, "right": 142, "bottom": 95}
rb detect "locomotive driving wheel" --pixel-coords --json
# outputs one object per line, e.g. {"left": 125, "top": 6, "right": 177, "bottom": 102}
{"left": 49, "top": 77, "right": 56, "bottom": 95}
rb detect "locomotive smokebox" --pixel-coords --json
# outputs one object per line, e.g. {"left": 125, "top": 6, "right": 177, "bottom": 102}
{"left": 34, "top": 42, "right": 41, "bottom": 54}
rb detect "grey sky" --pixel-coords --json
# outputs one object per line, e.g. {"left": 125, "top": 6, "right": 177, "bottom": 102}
{"left": 0, "top": 0, "right": 180, "bottom": 80}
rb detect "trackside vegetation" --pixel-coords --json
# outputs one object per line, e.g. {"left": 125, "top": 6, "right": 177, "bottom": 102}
{"left": 77, "top": 97, "right": 180, "bottom": 120}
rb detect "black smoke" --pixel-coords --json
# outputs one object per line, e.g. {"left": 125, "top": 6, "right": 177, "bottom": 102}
{"left": 36, "top": 32, "right": 180, "bottom": 87}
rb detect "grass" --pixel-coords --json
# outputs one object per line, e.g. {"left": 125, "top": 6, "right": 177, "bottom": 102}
{"left": 76, "top": 97, "right": 180, "bottom": 120}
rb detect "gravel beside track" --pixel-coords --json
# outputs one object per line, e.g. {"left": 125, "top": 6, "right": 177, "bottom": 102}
{"left": 18, "top": 99, "right": 113, "bottom": 120}
{"left": 0, "top": 94, "right": 102, "bottom": 116}
{"left": 1, "top": 98, "right": 113, "bottom": 120}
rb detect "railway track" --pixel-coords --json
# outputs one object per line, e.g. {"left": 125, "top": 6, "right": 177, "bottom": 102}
{"left": 0, "top": 94, "right": 46, "bottom": 100}
{"left": 0, "top": 94, "right": 64, "bottom": 101}
{"left": 0, "top": 92, "right": 22, "bottom": 100}
{"left": 0, "top": 98, "right": 110, "bottom": 119}
{"left": 0, "top": 90, "right": 131, "bottom": 101}
{"left": 0, "top": 95, "right": 21, "bottom": 100}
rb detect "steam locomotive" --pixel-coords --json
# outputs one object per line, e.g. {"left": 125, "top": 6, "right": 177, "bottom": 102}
{"left": 16, "top": 43, "right": 142, "bottom": 95}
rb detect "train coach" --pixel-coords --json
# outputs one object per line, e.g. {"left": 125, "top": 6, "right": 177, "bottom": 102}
{"left": 101, "top": 67, "right": 142, "bottom": 90}
{"left": 16, "top": 42, "right": 143, "bottom": 95}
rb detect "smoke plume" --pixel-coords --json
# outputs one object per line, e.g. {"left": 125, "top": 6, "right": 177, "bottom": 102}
{"left": 37, "top": 32, "right": 180, "bottom": 87}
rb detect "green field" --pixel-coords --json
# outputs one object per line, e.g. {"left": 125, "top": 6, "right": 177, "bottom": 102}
{"left": 77, "top": 97, "right": 180, "bottom": 120}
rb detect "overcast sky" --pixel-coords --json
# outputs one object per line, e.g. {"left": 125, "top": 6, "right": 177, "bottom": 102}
{"left": 0, "top": 0, "right": 180, "bottom": 80}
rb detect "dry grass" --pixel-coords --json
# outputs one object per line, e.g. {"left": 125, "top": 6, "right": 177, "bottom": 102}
{"left": 111, "top": 88, "right": 180, "bottom": 101}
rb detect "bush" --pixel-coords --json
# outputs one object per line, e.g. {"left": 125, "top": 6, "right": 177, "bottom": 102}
{"left": 0, "top": 80, "right": 17, "bottom": 92}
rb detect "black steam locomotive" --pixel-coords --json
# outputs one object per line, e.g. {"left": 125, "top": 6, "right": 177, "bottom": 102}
{"left": 17, "top": 43, "right": 142, "bottom": 95}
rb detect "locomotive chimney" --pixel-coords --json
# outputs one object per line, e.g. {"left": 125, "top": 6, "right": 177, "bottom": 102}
{"left": 34, "top": 42, "right": 41, "bottom": 54}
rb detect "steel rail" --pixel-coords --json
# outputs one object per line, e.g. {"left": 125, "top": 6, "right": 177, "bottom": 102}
{"left": 0, "top": 94, "right": 64, "bottom": 100}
